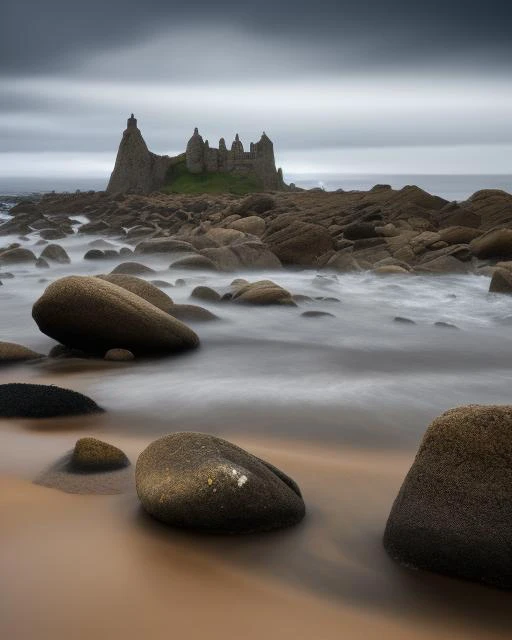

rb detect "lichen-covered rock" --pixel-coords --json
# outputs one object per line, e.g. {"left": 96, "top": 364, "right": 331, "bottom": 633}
{"left": 384, "top": 405, "right": 512, "bottom": 589}
{"left": 32, "top": 275, "right": 199, "bottom": 355}
{"left": 136, "top": 432, "right": 305, "bottom": 533}
{"left": 0, "top": 341, "right": 42, "bottom": 363}
{"left": 70, "top": 437, "right": 130, "bottom": 472}
{"left": 96, "top": 274, "right": 174, "bottom": 311}
{"left": 0, "top": 383, "right": 103, "bottom": 418}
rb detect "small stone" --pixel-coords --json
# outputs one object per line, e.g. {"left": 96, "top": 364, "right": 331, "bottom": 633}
{"left": 104, "top": 348, "right": 135, "bottom": 361}
{"left": 70, "top": 437, "right": 130, "bottom": 472}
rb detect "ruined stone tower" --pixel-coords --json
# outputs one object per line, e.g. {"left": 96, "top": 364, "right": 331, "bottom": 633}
{"left": 107, "top": 116, "right": 286, "bottom": 193}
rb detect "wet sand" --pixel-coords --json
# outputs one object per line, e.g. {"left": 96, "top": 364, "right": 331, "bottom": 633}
{"left": 1, "top": 422, "right": 511, "bottom": 640}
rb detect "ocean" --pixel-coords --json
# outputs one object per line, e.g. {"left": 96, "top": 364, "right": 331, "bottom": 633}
{"left": 0, "top": 173, "right": 510, "bottom": 202}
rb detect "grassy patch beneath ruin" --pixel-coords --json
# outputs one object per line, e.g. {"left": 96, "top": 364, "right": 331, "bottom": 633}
{"left": 161, "top": 160, "right": 263, "bottom": 195}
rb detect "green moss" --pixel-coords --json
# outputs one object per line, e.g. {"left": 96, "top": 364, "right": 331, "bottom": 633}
{"left": 161, "top": 159, "right": 263, "bottom": 195}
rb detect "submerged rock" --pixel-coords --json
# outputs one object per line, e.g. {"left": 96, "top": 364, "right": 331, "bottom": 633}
{"left": 384, "top": 405, "right": 512, "bottom": 589}
{"left": 70, "top": 437, "right": 130, "bottom": 472}
{"left": 32, "top": 275, "right": 199, "bottom": 356}
{"left": 0, "top": 383, "right": 103, "bottom": 418}
{"left": 136, "top": 432, "right": 305, "bottom": 533}
{"left": 190, "top": 285, "right": 222, "bottom": 303}
{"left": 301, "top": 310, "right": 335, "bottom": 318}
{"left": 40, "top": 244, "right": 70, "bottom": 264}
{"left": 0, "top": 341, "right": 42, "bottom": 363}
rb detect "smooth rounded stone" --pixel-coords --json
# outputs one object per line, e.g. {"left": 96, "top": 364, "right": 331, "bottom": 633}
{"left": 393, "top": 316, "right": 416, "bottom": 324}
{"left": 236, "top": 193, "right": 275, "bottom": 215}
{"left": 150, "top": 279, "right": 173, "bottom": 288}
{"left": 292, "top": 294, "right": 314, "bottom": 303}
{"left": 439, "top": 226, "right": 482, "bottom": 245}
{"left": 40, "top": 244, "right": 70, "bottom": 264}
{"left": 32, "top": 276, "right": 199, "bottom": 356}
{"left": 0, "top": 247, "right": 36, "bottom": 264}
{"left": 190, "top": 285, "right": 221, "bottom": 303}
{"left": 0, "top": 341, "right": 43, "bottom": 363}
{"left": 104, "top": 348, "right": 135, "bottom": 361}
{"left": 110, "top": 262, "right": 156, "bottom": 275}
{"left": 231, "top": 280, "right": 296, "bottom": 306}
{"left": 228, "top": 215, "right": 266, "bottom": 237}
{"left": 119, "top": 247, "right": 133, "bottom": 257}
{"left": 35, "top": 449, "right": 132, "bottom": 495}
{"left": 434, "top": 321, "right": 459, "bottom": 329}
{"left": 135, "top": 238, "right": 195, "bottom": 254}
{"left": 39, "top": 228, "right": 66, "bottom": 240}
{"left": 489, "top": 267, "right": 512, "bottom": 294}
{"left": 301, "top": 310, "right": 335, "bottom": 318}
{"left": 174, "top": 278, "right": 186, "bottom": 287}
{"left": 88, "top": 239, "right": 117, "bottom": 250}
{"left": 136, "top": 432, "right": 305, "bottom": 533}
{"left": 104, "top": 249, "right": 119, "bottom": 259}
{"left": 230, "top": 278, "right": 249, "bottom": 289}
{"left": 470, "top": 228, "right": 512, "bottom": 259}
{"left": 35, "top": 257, "right": 50, "bottom": 269}
{"left": 96, "top": 274, "right": 174, "bottom": 311}
{"left": 0, "top": 271, "right": 14, "bottom": 279}
{"left": 170, "top": 255, "right": 218, "bottom": 271}
{"left": 383, "top": 405, "right": 512, "bottom": 589}
{"left": 373, "top": 265, "right": 410, "bottom": 275}
{"left": 0, "top": 383, "right": 103, "bottom": 418}
{"left": 84, "top": 249, "right": 105, "bottom": 260}
{"left": 314, "top": 296, "right": 340, "bottom": 303}
{"left": 167, "top": 304, "right": 218, "bottom": 322}
{"left": 70, "top": 437, "right": 130, "bottom": 472}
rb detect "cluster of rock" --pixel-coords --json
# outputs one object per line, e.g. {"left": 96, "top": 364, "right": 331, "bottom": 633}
{"left": 15, "top": 185, "right": 512, "bottom": 283}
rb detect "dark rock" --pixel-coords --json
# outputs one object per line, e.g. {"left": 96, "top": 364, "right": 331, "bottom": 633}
{"left": 70, "top": 437, "right": 130, "bottom": 472}
{"left": 84, "top": 249, "right": 105, "bottom": 260}
{"left": 136, "top": 432, "right": 305, "bottom": 533}
{"left": 40, "top": 244, "right": 70, "bottom": 264}
{"left": 150, "top": 279, "right": 173, "bottom": 288}
{"left": 35, "top": 257, "right": 50, "bottom": 269}
{"left": 301, "top": 310, "right": 335, "bottom": 318}
{"left": 104, "top": 348, "right": 135, "bottom": 361}
{"left": 96, "top": 274, "right": 174, "bottom": 311}
{"left": 470, "top": 228, "right": 512, "bottom": 260}
{"left": 343, "top": 222, "right": 378, "bottom": 241}
{"left": 394, "top": 316, "right": 416, "bottom": 324}
{"left": 489, "top": 267, "right": 512, "bottom": 294}
{"left": 384, "top": 405, "right": 512, "bottom": 589}
{"left": 0, "top": 383, "right": 103, "bottom": 418}
{"left": 0, "top": 247, "right": 36, "bottom": 264}
{"left": 434, "top": 321, "right": 459, "bottom": 329}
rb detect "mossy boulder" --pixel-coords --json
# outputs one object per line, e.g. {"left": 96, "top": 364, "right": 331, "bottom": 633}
{"left": 136, "top": 432, "right": 305, "bottom": 533}
{"left": 70, "top": 437, "right": 130, "bottom": 472}
{"left": 0, "top": 383, "right": 103, "bottom": 418}
{"left": 32, "top": 275, "right": 199, "bottom": 355}
{"left": 384, "top": 405, "right": 512, "bottom": 589}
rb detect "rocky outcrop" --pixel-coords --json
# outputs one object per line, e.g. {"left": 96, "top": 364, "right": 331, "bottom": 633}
{"left": 136, "top": 432, "right": 305, "bottom": 533}
{"left": 384, "top": 405, "right": 512, "bottom": 589}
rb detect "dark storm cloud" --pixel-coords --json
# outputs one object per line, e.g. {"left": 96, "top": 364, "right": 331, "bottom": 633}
{"left": 3, "top": 0, "right": 512, "bottom": 75}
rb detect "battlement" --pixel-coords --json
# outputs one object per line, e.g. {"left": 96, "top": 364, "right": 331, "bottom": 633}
{"left": 107, "top": 116, "right": 286, "bottom": 194}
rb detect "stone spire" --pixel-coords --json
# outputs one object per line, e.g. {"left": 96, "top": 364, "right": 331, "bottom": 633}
{"left": 186, "top": 128, "right": 205, "bottom": 174}
{"left": 127, "top": 113, "right": 137, "bottom": 129}
{"left": 231, "top": 133, "right": 244, "bottom": 155}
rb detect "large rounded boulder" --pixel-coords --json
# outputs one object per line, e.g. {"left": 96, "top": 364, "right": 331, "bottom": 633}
{"left": 32, "top": 275, "right": 199, "bottom": 355}
{"left": 96, "top": 274, "right": 174, "bottom": 311}
{"left": 136, "top": 432, "right": 306, "bottom": 533}
{"left": 470, "top": 228, "right": 512, "bottom": 259}
{"left": 384, "top": 405, "right": 512, "bottom": 589}
{"left": 0, "top": 383, "right": 103, "bottom": 418}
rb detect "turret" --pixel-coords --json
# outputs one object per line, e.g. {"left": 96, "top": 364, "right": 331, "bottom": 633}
{"left": 127, "top": 113, "right": 137, "bottom": 129}
{"left": 219, "top": 138, "right": 227, "bottom": 152}
{"left": 186, "top": 127, "right": 205, "bottom": 174}
{"left": 231, "top": 133, "right": 244, "bottom": 155}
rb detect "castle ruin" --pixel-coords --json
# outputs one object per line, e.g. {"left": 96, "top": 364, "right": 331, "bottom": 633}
{"left": 107, "top": 115, "right": 286, "bottom": 194}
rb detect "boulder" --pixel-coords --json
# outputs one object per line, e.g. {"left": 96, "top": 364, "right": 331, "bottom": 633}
{"left": 384, "top": 405, "right": 512, "bottom": 589}
{"left": 35, "top": 258, "right": 50, "bottom": 269}
{"left": 84, "top": 249, "right": 105, "bottom": 260}
{"left": 32, "top": 276, "right": 199, "bottom": 355}
{"left": 231, "top": 280, "right": 295, "bottom": 306}
{"left": 40, "top": 244, "right": 70, "bottom": 264}
{"left": 110, "top": 262, "right": 156, "bottom": 275}
{"left": 373, "top": 265, "right": 411, "bottom": 275}
{"left": 136, "top": 432, "right": 305, "bottom": 533}
{"left": 438, "top": 226, "right": 482, "bottom": 245}
{"left": 264, "top": 220, "right": 334, "bottom": 266}
{"left": 190, "top": 285, "right": 222, "bottom": 303}
{"left": 135, "top": 238, "right": 195, "bottom": 254}
{"left": 39, "top": 228, "right": 66, "bottom": 240}
{"left": 414, "top": 255, "right": 469, "bottom": 274}
{"left": 167, "top": 304, "right": 218, "bottom": 322}
{"left": 0, "top": 383, "right": 103, "bottom": 418}
{"left": 470, "top": 228, "right": 512, "bottom": 260}
{"left": 70, "top": 437, "right": 130, "bottom": 472}
{"left": 0, "top": 341, "right": 42, "bottom": 363}
{"left": 0, "top": 247, "right": 36, "bottom": 264}
{"left": 228, "top": 216, "right": 266, "bottom": 236}
{"left": 343, "top": 222, "right": 378, "bottom": 240}
{"left": 104, "top": 348, "right": 135, "bottom": 361}
{"left": 236, "top": 194, "right": 275, "bottom": 215}
{"left": 96, "top": 274, "right": 174, "bottom": 311}
{"left": 489, "top": 267, "right": 512, "bottom": 294}
{"left": 205, "top": 228, "right": 246, "bottom": 246}
{"left": 301, "top": 310, "right": 335, "bottom": 318}
{"left": 171, "top": 255, "right": 218, "bottom": 271}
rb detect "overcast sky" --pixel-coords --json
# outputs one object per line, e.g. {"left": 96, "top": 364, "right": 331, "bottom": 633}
{"left": 2, "top": 0, "right": 512, "bottom": 185}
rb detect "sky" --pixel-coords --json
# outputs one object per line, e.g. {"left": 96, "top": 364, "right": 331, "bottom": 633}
{"left": 2, "top": 0, "right": 512, "bottom": 187}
